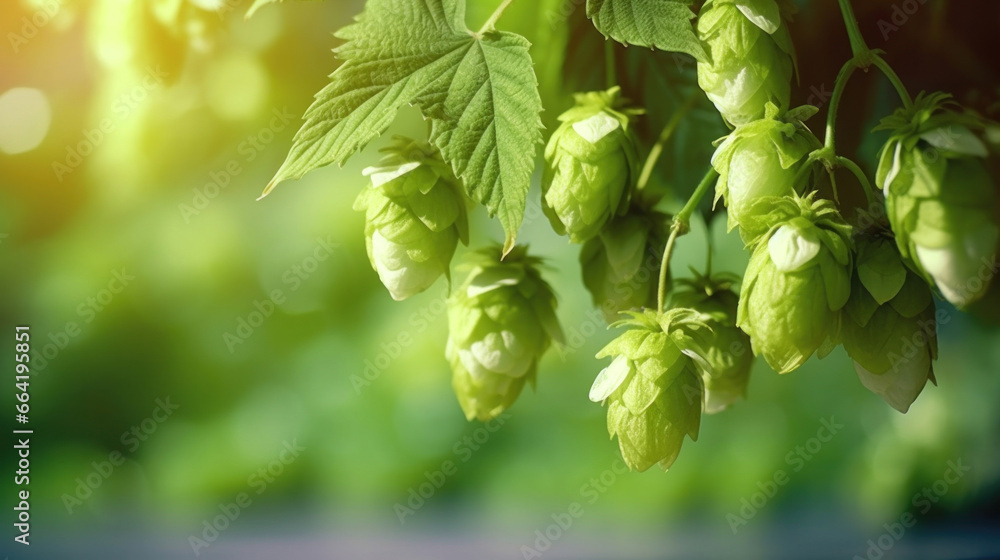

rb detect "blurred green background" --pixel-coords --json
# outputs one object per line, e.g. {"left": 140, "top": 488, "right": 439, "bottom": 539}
{"left": 1, "top": 0, "right": 999, "bottom": 558}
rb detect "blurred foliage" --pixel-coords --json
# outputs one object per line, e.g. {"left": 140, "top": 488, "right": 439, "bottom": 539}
{"left": 0, "top": 0, "right": 998, "bottom": 544}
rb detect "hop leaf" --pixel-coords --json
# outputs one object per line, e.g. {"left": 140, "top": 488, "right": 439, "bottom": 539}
{"left": 697, "top": 0, "right": 796, "bottom": 125}
{"left": 875, "top": 92, "right": 999, "bottom": 307}
{"left": 447, "top": 246, "right": 564, "bottom": 421}
{"left": 590, "top": 309, "right": 710, "bottom": 471}
{"left": 263, "top": 0, "right": 543, "bottom": 254}
{"left": 842, "top": 233, "right": 937, "bottom": 413}
{"left": 542, "top": 87, "right": 643, "bottom": 243}
{"left": 586, "top": 0, "right": 707, "bottom": 61}
{"left": 353, "top": 137, "right": 469, "bottom": 301}
{"left": 737, "top": 192, "right": 853, "bottom": 374}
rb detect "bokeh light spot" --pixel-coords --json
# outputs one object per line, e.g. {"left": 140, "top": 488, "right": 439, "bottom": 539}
{"left": 0, "top": 87, "right": 51, "bottom": 154}
{"left": 204, "top": 51, "right": 269, "bottom": 121}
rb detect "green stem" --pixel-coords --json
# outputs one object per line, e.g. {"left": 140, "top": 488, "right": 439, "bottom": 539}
{"left": 835, "top": 156, "right": 878, "bottom": 206}
{"left": 479, "top": 0, "right": 515, "bottom": 34}
{"left": 637, "top": 92, "right": 700, "bottom": 192}
{"left": 656, "top": 168, "right": 719, "bottom": 313}
{"left": 836, "top": 0, "right": 870, "bottom": 59}
{"left": 824, "top": 59, "right": 858, "bottom": 153}
{"left": 871, "top": 56, "right": 913, "bottom": 108}
{"left": 605, "top": 41, "right": 617, "bottom": 89}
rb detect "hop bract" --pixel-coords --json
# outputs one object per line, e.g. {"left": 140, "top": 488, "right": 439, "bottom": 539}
{"left": 580, "top": 211, "right": 668, "bottom": 322}
{"left": 875, "top": 92, "right": 999, "bottom": 307}
{"left": 737, "top": 192, "right": 853, "bottom": 374}
{"left": 712, "top": 103, "right": 818, "bottom": 237}
{"left": 542, "top": 87, "right": 642, "bottom": 243}
{"left": 447, "top": 247, "right": 564, "bottom": 421}
{"left": 353, "top": 138, "right": 469, "bottom": 301}
{"left": 843, "top": 233, "right": 937, "bottom": 413}
{"left": 697, "top": 0, "right": 796, "bottom": 126}
{"left": 670, "top": 273, "right": 754, "bottom": 413}
{"left": 589, "top": 309, "right": 710, "bottom": 471}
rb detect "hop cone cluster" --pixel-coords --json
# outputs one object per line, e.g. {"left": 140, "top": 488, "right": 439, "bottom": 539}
{"left": 353, "top": 138, "right": 469, "bottom": 301}
{"left": 589, "top": 309, "right": 711, "bottom": 471}
{"left": 697, "top": 0, "right": 796, "bottom": 125}
{"left": 447, "top": 247, "right": 564, "bottom": 421}
{"left": 542, "top": 87, "right": 642, "bottom": 243}
{"left": 875, "top": 92, "right": 999, "bottom": 307}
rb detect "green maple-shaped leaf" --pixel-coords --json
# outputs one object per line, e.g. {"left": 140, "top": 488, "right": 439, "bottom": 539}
{"left": 586, "top": 0, "right": 707, "bottom": 61}
{"left": 262, "top": 0, "right": 543, "bottom": 253}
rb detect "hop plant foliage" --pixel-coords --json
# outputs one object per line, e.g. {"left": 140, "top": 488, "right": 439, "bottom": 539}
{"left": 447, "top": 247, "right": 564, "bottom": 421}
{"left": 261, "top": 0, "right": 1000, "bottom": 475}
{"left": 353, "top": 137, "right": 469, "bottom": 301}
{"left": 875, "top": 92, "right": 1000, "bottom": 307}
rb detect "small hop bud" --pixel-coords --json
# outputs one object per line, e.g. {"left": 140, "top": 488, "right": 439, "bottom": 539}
{"left": 542, "top": 87, "right": 642, "bottom": 243}
{"left": 737, "top": 192, "right": 853, "bottom": 374}
{"left": 842, "top": 234, "right": 937, "bottom": 413}
{"left": 353, "top": 137, "right": 469, "bottom": 301}
{"left": 589, "top": 309, "right": 711, "bottom": 471}
{"left": 712, "top": 103, "right": 819, "bottom": 238}
{"left": 669, "top": 273, "right": 754, "bottom": 413}
{"left": 697, "top": 0, "right": 797, "bottom": 126}
{"left": 447, "top": 246, "right": 564, "bottom": 421}
{"left": 875, "top": 92, "right": 999, "bottom": 307}
{"left": 580, "top": 211, "right": 668, "bottom": 322}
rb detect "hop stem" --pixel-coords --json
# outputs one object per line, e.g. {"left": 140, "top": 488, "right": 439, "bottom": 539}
{"left": 479, "top": 0, "right": 515, "bottom": 34}
{"left": 605, "top": 41, "right": 617, "bottom": 89}
{"left": 657, "top": 168, "right": 719, "bottom": 313}
{"left": 636, "top": 91, "right": 700, "bottom": 193}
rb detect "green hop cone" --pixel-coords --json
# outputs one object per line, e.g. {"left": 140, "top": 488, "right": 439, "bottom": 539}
{"left": 697, "top": 0, "right": 796, "bottom": 126}
{"left": 737, "top": 192, "right": 853, "bottom": 374}
{"left": 353, "top": 137, "right": 469, "bottom": 301}
{"left": 875, "top": 92, "right": 1000, "bottom": 307}
{"left": 842, "top": 233, "right": 938, "bottom": 413}
{"left": 712, "top": 103, "right": 819, "bottom": 237}
{"left": 542, "top": 87, "right": 642, "bottom": 243}
{"left": 447, "top": 246, "right": 564, "bottom": 421}
{"left": 579, "top": 210, "right": 668, "bottom": 322}
{"left": 589, "top": 309, "right": 711, "bottom": 472}
{"left": 669, "top": 272, "right": 754, "bottom": 413}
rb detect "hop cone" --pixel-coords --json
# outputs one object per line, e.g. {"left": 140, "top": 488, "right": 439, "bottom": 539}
{"left": 447, "top": 247, "right": 564, "bottom": 421}
{"left": 712, "top": 103, "right": 819, "bottom": 237}
{"left": 738, "top": 192, "right": 853, "bottom": 374}
{"left": 875, "top": 92, "right": 999, "bottom": 307}
{"left": 589, "top": 309, "right": 711, "bottom": 471}
{"left": 580, "top": 210, "right": 668, "bottom": 322}
{"left": 843, "top": 233, "right": 937, "bottom": 413}
{"left": 353, "top": 137, "right": 469, "bottom": 301}
{"left": 670, "top": 273, "right": 754, "bottom": 413}
{"left": 542, "top": 87, "right": 642, "bottom": 243}
{"left": 697, "top": 0, "right": 796, "bottom": 125}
